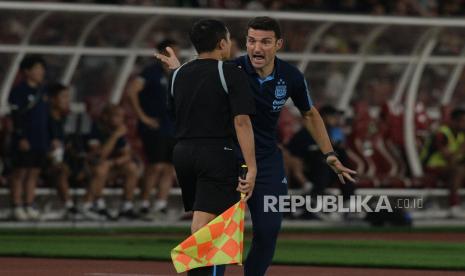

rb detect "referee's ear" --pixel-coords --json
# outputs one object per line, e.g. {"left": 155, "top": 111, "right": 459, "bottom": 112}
{"left": 221, "top": 34, "right": 232, "bottom": 47}
{"left": 219, "top": 37, "right": 232, "bottom": 60}
{"left": 219, "top": 38, "right": 228, "bottom": 50}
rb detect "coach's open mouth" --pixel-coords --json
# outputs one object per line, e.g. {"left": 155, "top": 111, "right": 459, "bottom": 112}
{"left": 252, "top": 54, "right": 265, "bottom": 63}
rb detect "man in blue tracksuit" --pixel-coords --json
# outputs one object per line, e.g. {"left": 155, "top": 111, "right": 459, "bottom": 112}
{"left": 156, "top": 16, "right": 356, "bottom": 276}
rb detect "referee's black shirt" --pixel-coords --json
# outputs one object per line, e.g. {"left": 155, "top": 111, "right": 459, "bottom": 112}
{"left": 169, "top": 59, "right": 255, "bottom": 140}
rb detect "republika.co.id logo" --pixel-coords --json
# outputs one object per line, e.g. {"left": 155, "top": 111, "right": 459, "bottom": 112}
{"left": 263, "top": 195, "right": 423, "bottom": 213}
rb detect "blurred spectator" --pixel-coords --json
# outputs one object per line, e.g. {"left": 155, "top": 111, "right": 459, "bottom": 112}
{"left": 0, "top": 117, "right": 13, "bottom": 188}
{"left": 438, "top": 0, "right": 465, "bottom": 16}
{"left": 324, "top": 64, "right": 345, "bottom": 106}
{"left": 209, "top": 0, "right": 242, "bottom": 9}
{"left": 245, "top": 0, "right": 266, "bottom": 10}
{"left": 46, "top": 82, "right": 77, "bottom": 218}
{"left": 6, "top": 0, "right": 464, "bottom": 16}
{"left": 280, "top": 144, "right": 313, "bottom": 194}
{"left": 421, "top": 108, "right": 465, "bottom": 218}
{"left": 8, "top": 55, "right": 49, "bottom": 221}
{"left": 176, "top": 0, "right": 200, "bottom": 7}
{"left": 128, "top": 39, "right": 177, "bottom": 218}
{"left": 287, "top": 105, "right": 355, "bottom": 202}
{"left": 81, "top": 104, "right": 140, "bottom": 220}
{"left": 268, "top": 0, "right": 285, "bottom": 10}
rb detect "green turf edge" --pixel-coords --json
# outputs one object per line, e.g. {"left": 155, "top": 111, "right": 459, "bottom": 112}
{"left": 1, "top": 236, "right": 465, "bottom": 271}
{"left": 0, "top": 225, "right": 192, "bottom": 236}
{"left": 2, "top": 225, "right": 465, "bottom": 236}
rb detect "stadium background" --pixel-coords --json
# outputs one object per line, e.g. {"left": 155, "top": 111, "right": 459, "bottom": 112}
{"left": 1, "top": 0, "right": 465, "bottom": 275}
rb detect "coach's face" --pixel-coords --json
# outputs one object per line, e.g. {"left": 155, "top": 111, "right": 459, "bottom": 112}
{"left": 246, "top": 28, "right": 283, "bottom": 71}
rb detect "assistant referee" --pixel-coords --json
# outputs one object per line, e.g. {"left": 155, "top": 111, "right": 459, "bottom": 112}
{"left": 169, "top": 19, "right": 257, "bottom": 276}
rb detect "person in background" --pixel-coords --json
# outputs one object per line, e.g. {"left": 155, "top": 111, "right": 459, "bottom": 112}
{"left": 47, "top": 82, "right": 76, "bottom": 219}
{"left": 82, "top": 104, "right": 140, "bottom": 220}
{"left": 280, "top": 144, "right": 312, "bottom": 194}
{"left": 421, "top": 108, "right": 465, "bottom": 218}
{"left": 8, "top": 55, "right": 49, "bottom": 221}
{"left": 128, "top": 39, "right": 178, "bottom": 217}
{"left": 287, "top": 105, "right": 355, "bottom": 217}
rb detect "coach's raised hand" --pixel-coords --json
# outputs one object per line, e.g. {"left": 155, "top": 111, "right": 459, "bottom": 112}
{"left": 154, "top": 46, "right": 181, "bottom": 69}
{"left": 326, "top": 155, "right": 357, "bottom": 184}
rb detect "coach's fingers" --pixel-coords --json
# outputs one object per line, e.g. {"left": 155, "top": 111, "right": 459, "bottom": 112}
{"left": 164, "top": 47, "right": 181, "bottom": 69}
{"left": 165, "top": 46, "right": 175, "bottom": 57}
{"left": 332, "top": 162, "right": 357, "bottom": 175}
{"left": 337, "top": 165, "right": 357, "bottom": 182}
{"left": 341, "top": 166, "right": 357, "bottom": 175}
{"left": 342, "top": 171, "right": 356, "bottom": 183}
{"left": 337, "top": 171, "right": 356, "bottom": 184}
{"left": 154, "top": 53, "right": 168, "bottom": 63}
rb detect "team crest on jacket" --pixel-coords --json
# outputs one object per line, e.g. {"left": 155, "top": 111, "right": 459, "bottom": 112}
{"left": 275, "top": 79, "right": 287, "bottom": 100}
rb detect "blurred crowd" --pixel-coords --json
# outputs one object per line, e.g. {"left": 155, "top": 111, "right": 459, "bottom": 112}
{"left": 1, "top": 1, "right": 465, "bottom": 222}
{"left": 20, "top": 0, "right": 465, "bottom": 17}
{"left": 2, "top": 50, "right": 465, "bottom": 222}
{"left": 1, "top": 51, "right": 177, "bottom": 222}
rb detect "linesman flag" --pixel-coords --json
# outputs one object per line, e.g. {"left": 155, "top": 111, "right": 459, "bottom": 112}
{"left": 171, "top": 195, "right": 245, "bottom": 273}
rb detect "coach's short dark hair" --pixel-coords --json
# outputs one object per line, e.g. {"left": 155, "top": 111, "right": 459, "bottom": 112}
{"left": 48, "top": 82, "right": 68, "bottom": 98}
{"left": 189, "top": 19, "right": 228, "bottom": 54}
{"left": 451, "top": 108, "right": 465, "bottom": 121}
{"left": 247, "top": 16, "right": 281, "bottom": 39}
{"left": 156, "top": 39, "right": 178, "bottom": 54}
{"left": 20, "top": 55, "right": 46, "bottom": 71}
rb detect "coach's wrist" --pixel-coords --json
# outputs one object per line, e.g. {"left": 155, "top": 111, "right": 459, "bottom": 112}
{"left": 323, "top": 151, "right": 338, "bottom": 163}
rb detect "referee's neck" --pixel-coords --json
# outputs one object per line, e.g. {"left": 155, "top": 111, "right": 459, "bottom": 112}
{"left": 198, "top": 51, "right": 223, "bottom": 61}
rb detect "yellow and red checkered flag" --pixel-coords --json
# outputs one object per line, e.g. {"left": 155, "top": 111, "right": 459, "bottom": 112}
{"left": 171, "top": 195, "right": 245, "bottom": 273}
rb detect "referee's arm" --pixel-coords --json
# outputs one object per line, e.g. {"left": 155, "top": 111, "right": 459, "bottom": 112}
{"left": 234, "top": 114, "right": 256, "bottom": 201}
{"left": 226, "top": 64, "right": 257, "bottom": 201}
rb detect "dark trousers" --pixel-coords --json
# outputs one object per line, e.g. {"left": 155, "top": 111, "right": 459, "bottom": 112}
{"left": 187, "top": 266, "right": 216, "bottom": 276}
{"left": 215, "top": 149, "right": 287, "bottom": 276}
{"left": 244, "top": 150, "right": 287, "bottom": 276}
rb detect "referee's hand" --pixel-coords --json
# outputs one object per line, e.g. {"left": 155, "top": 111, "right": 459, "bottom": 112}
{"left": 237, "top": 171, "right": 256, "bottom": 202}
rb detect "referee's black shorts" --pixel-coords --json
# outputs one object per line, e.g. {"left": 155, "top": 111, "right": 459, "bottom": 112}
{"left": 173, "top": 138, "right": 240, "bottom": 215}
